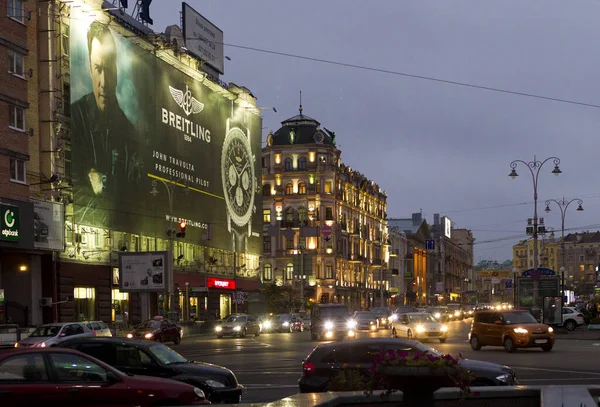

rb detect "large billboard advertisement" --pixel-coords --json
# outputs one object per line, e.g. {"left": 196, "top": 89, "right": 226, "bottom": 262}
{"left": 69, "top": 14, "right": 262, "bottom": 255}
{"left": 182, "top": 2, "right": 225, "bottom": 74}
{"left": 118, "top": 251, "right": 168, "bottom": 293}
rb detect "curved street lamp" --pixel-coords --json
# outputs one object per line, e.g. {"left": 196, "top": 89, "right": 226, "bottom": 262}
{"left": 508, "top": 155, "right": 561, "bottom": 309}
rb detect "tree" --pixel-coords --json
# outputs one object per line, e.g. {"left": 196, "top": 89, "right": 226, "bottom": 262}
{"left": 261, "top": 283, "right": 301, "bottom": 313}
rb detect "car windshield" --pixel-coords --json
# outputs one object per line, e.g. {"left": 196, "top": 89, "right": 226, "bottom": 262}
{"left": 30, "top": 326, "right": 60, "bottom": 337}
{"left": 141, "top": 321, "right": 162, "bottom": 329}
{"left": 408, "top": 314, "right": 438, "bottom": 323}
{"left": 319, "top": 307, "right": 349, "bottom": 317}
{"left": 502, "top": 311, "right": 538, "bottom": 324}
{"left": 147, "top": 344, "right": 188, "bottom": 365}
{"left": 394, "top": 306, "right": 415, "bottom": 313}
{"left": 355, "top": 312, "right": 374, "bottom": 320}
{"left": 429, "top": 308, "right": 445, "bottom": 313}
{"left": 371, "top": 308, "right": 389, "bottom": 316}
{"left": 225, "top": 316, "right": 246, "bottom": 323}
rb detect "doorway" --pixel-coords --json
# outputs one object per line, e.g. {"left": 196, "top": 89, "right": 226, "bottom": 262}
{"left": 219, "top": 294, "right": 231, "bottom": 319}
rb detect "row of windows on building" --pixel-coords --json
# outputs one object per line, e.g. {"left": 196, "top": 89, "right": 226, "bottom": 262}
{"left": 262, "top": 263, "right": 334, "bottom": 281}
{"left": 262, "top": 180, "right": 335, "bottom": 196}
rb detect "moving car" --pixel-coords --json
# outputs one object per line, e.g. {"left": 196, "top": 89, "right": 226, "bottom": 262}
{"left": 216, "top": 314, "right": 261, "bottom": 338}
{"left": 561, "top": 307, "right": 585, "bottom": 331}
{"left": 298, "top": 338, "right": 517, "bottom": 393}
{"left": 311, "top": 304, "right": 356, "bottom": 341}
{"left": 15, "top": 323, "right": 94, "bottom": 348}
{"left": 469, "top": 309, "right": 555, "bottom": 352}
{"left": 370, "top": 307, "right": 392, "bottom": 329}
{"left": 391, "top": 312, "right": 448, "bottom": 343}
{"left": 82, "top": 320, "right": 112, "bottom": 337}
{"left": 0, "top": 348, "right": 209, "bottom": 406}
{"left": 60, "top": 337, "right": 244, "bottom": 404}
{"left": 127, "top": 316, "right": 183, "bottom": 344}
{"left": 352, "top": 311, "right": 379, "bottom": 332}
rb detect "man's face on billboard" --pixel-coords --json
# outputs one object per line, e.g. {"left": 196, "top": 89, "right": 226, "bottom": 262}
{"left": 89, "top": 35, "right": 117, "bottom": 112}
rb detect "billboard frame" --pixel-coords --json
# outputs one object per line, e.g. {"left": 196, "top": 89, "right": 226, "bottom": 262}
{"left": 118, "top": 251, "right": 170, "bottom": 293}
{"left": 182, "top": 2, "right": 225, "bottom": 74}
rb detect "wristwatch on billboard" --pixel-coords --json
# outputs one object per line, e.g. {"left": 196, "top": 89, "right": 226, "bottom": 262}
{"left": 221, "top": 115, "right": 256, "bottom": 249}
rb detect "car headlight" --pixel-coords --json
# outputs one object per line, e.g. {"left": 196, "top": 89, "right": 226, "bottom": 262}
{"left": 264, "top": 321, "right": 272, "bottom": 328}
{"left": 495, "top": 373, "right": 512, "bottom": 383}
{"left": 193, "top": 387, "right": 206, "bottom": 399}
{"left": 282, "top": 322, "right": 290, "bottom": 327}
{"left": 215, "top": 326, "right": 223, "bottom": 332}
{"left": 381, "top": 318, "right": 387, "bottom": 322}
{"left": 434, "top": 313, "right": 441, "bottom": 319}
{"left": 233, "top": 326, "right": 241, "bottom": 331}
{"left": 324, "top": 321, "right": 334, "bottom": 330}
{"left": 35, "top": 342, "right": 46, "bottom": 348}
{"left": 204, "top": 379, "right": 226, "bottom": 388}
{"left": 126, "top": 333, "right": 133, "bottom": 339}
{"left": 347, "top": 321, "right": 356, "bottom": 329}
{"left": 416, "top": 325, "right": 426, "bottom": 333}
{"left": 454, "top": 311, "right": 460, "bottom": 316}
{"left": 441, "top": 325, "right": 448, "bottom": 332}
{"left": 513, "top": 328, "right": 528, "bottom": 334}
{"left": 13, "top": 343, "right": 18, "bottom": 348}
{"left": 389, "top": 314, "right": 397, "bottom": 321}
{"left": 548, "top": 327, "right": 554, "bottom": 333}
{"left": 144, "top": 333, "right": 154, "bottom": 339}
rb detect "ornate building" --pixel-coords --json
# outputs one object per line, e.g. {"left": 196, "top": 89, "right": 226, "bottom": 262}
{"left": 261, "top": 106, "right": 388, "bottom": 311}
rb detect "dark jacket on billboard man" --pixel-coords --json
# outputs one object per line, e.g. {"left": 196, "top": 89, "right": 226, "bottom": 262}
{"left": 71, "top": 21, "right": 143, "bottom": 226}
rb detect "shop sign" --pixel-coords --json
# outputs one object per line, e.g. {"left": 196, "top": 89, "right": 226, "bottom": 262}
{"left": 0, "top": 205, "right": 19, "bottom": 242}
{"left": 207, "top": 277, "right": 236, "bottom": 290}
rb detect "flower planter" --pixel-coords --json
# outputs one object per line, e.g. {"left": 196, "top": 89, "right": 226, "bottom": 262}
{"left": 375, "top": 366, "right": 455, "bottom": 407}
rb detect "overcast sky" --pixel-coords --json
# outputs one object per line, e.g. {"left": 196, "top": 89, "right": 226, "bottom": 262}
{"left": 142, "top": 0, "right": 600, "bottom": 263}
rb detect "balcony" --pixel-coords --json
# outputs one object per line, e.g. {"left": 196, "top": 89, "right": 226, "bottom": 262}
{"left": 349, "top": 254, "right": 364, "bottom": 263}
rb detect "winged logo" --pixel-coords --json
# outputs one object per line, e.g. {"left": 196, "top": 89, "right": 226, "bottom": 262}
{"left": 169, "top": 85, "right": 204, "bottom": 116}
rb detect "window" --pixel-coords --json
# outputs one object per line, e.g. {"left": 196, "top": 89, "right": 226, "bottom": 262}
{"left": 48, "top": 353, "right": 108, "bottom": 382}
{"left": 325, "top": 181, "right": 333, "bottom": 194}
{"left": 263, "top": 264, "right": 272, "bottom": 281}
{"left": 286, "top": 238, "right": 294, "bottom": 250}
{"left": 298, "top": 182, "right": 307, "bottom": 195}
{"left": 9, "top": 158, "right": 26, "bottom": 183}
{"left": 285, "top": 158, "right": 293, "bottom": 171}
{"left": 298, "top": 157, "right": 307, "bottom": 170}
{"left": 8, "top": 105, "right": 25, "bottom": 130}
{"left": 61, "top": 23, "right": 70, "bottom": 56}
{"left": 0, "top": 354, "right": 48, "bottom": 382}
{"left": 263, "top": 236, "right": 271, "bottom": 252}
{"left": 325, "top": 263, "right": 333, "bottom": 279}
{"left": 262, "top": 184, "right": 271, "bottom": 196}
{"left": 285, "top": 183, "right": 293, "bottom": 195}
{"left": 115, "top": 344, "right": 154, "bottom": 368}
{"left": 8, "top": 50, "right": 24, "bottom": 77}
{"left": 263, "top": 209, "right": 271, "bottom": 223}
{"left": 286, "top": 263, "right": 294, "bottom": 280}
{"left": 325, "top": 207, "right": 334, "bottom": 221}
{"left": 7, "top": 0, "right": 24, "bottom": 23}
{"left": 74, "top": 287, "right": 96, "bottom": 321}
{"left": 63, "top": 82, "right": 71, "bottom": 117}
{"left": 76, "top": 343, "right": 115, "bottom": 365}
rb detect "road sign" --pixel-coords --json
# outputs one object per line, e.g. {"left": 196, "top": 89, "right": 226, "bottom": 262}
{"left": 425, "top": 240, "right": 435, "bottom": 251}
{"left": 321, "top": 225, "right": 332, "bottom": 237}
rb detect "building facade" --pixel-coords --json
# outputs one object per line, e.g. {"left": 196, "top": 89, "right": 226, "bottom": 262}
{"left": 387, "top": 226, "right": 407, "bottom": 305}
{"left": 512, "top": 237, "right": 559, "bottom": 275}
{"left": 559, "top": 232, "right": 600, "bottom": 296}
{"left": 261, "top": 107, "right": 388, "bottom": 311}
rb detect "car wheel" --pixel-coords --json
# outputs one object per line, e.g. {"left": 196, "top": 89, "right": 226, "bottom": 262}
{"left": 470, "top": 335, "right": 481, "bottom": 350}
{"left": 216, "top": 334, "right": 223, "bottom": 339}
{"left": 504, "top": 336, "right": 516, "bottom": 353}
{"left": 255, "top": 328, "right": 260, "bottom": 337}
{"left": 541, "top": 343, "right": 553, "bottom": 352}
{"left": 407, "top": 330, "right": 413, "bottom": 340}
{"left": 565, "top": 320, "right": 576, "bottom": 331}
{"left": 439, "top": 338, "right": 447, "bottom": 343}
{"left": 173, "top": 335, "right": 181, "bottom": 345}
{"left": 241, "top": 328, "right": 247, "bottom": 338}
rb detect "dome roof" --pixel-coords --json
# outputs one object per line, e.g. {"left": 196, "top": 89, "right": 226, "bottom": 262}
{"left": 267, "top": 105, "right": 336, "bottom": 147}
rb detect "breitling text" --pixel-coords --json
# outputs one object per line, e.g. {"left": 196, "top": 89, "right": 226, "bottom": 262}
{"left": 161, "top": 108, "right": 212, "bottom": 143}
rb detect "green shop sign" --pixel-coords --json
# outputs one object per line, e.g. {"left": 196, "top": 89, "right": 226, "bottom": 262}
{"left": 0, "top": 205, "right": 19, "bottom": 242}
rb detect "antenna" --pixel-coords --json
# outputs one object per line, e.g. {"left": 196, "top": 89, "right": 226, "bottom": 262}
{"left": 299, "top": 90, "right": 303, "bottom": 114}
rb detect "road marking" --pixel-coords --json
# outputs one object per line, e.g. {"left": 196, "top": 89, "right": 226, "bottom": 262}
{"left": 251, "top": 338, "right": 273, "bottom": 347}
{"left": 512, "top": 366, "right": 600, "bottom": 376}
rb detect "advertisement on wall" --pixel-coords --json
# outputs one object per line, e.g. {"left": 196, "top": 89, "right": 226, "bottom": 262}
{"left": 69, "top": 13, "right": 262, "bottom": 256}
{"left": 118, "top": 251, "right": 168, "bottom": 293}
{"left": 517, "top": 277, "right": 559, "bottom": 307}
{"left": 32, "top": 200, "right": 64, "bottom": 251}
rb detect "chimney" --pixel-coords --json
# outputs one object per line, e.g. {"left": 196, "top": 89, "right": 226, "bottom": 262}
{"left": 434, "top": 214, "right": 440, "bottom": 225}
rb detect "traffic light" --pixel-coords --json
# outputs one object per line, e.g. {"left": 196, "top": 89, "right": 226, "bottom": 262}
{"left": 176, "top": 221, "right": 186, "bottom": 238}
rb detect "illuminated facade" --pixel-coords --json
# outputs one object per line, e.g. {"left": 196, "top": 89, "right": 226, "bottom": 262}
{"left": 512, "top": 238, "right": 559, "bottom": 275}
{"left": 261, "top": 107, "right": 388, "bottom": 311}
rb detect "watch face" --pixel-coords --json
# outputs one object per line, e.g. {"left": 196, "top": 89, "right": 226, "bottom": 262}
{"left": 221, "top": 126, "right": 255, "bottom": 228}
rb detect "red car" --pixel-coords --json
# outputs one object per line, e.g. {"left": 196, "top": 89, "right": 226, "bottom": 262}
{"left": 0, "top": 348, "right": 210, "bottom": 406}
{"left": 127, "top": 317, "right": 183, "bottom": 344}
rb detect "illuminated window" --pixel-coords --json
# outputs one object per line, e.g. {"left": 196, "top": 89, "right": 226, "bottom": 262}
{"left": 298, "top": 182, "right": 307, "bottom": 195}
{"left": 263, "top": 209, "right": 271, "bottom": 223}
{"left": 263, "top": 264, "right": 273, "bottom": 281}
{"left": 286, "top": 238, "right": 294, "bottom": 250}
{"left": 298, "top": 157, "right": 307, "bottom": 170}
{"left": 286, "top": 263, "right": 294, "bottom": 280}
{"left": 325, "top": 263, "right": 333, "bottom": 279}
{"left": 262, "top": 184, "right": 271, "bottom": 196}
{"left": 285, "top": 158, "right": 293, "bottom": 171}
{"left": 580, "top": 265, "right": 585, "bottom": 272}
{"left": 325, "top": 181, "right": 333, "bottom": 194}
{"left": 74, "top": 287, "right": 95, "bottom": 321}
{"left": 112, "top": 289, "right": 129, "bottom": 323}
{"left": 285, "top": 183, "right": 293, "bottom": 195}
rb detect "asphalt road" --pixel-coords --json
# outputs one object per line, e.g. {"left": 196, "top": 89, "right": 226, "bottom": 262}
{"left": 173, "top": 320, "right": 600, "bottom": 404}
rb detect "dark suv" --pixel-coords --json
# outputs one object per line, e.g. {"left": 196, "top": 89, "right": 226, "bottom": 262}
{"left": 310, "top": 304, "right": 355, "bottom": 341}
{"left": 298, "top": 338, "right": 517, "bottom": 393}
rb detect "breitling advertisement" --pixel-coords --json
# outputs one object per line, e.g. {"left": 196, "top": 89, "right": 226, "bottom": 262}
{"left": 69, "top": 15, "right": 262, "bottom": 254}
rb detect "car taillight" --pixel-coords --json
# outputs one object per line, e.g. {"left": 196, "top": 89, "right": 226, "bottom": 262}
{"left": 577, "top": 314, "right": 584, "bottom": 317}
{"left": 303, "top": 362, "right": 315, "bottom": 376}
{"left": 93, "top": 330, "right": 97, "bottom": 336}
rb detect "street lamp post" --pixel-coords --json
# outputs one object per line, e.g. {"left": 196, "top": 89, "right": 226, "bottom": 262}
{"left": 544, "top": 197, "right": 584, "bottom": 303}
{"left": 509, "top": 155, "right": 562, "bottom": 311}
{"left": 150, "top": 177, "right": 189, "bottom": 320}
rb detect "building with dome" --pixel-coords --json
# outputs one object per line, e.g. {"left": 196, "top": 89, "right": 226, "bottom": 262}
{"left": 261, "top": 104, "right": 388, "bottom": 311}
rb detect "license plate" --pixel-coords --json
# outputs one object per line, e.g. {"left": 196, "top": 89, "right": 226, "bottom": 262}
{"left": 535, "top": 339, "right": 547, "bottom": 344}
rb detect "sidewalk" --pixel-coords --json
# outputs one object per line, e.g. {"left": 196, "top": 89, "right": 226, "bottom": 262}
{"left": 554, "top": 326, "right": 600, "bottom": 340}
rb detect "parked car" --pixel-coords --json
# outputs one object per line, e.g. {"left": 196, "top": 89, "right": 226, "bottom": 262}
{"left": 311, "top": 303, "right": 356, "bottom": 341}
{"left": 216, "top": 314, "right": 261, "bottom": 338}
{"left": 561, "top": 307, "right": 586, "bottom": 331}
{"left": 127, "top": 316, "right": 183, "bottom": 344}
{"left": 469, "top": 309, "right": 555, "bottom": 352}
{"left": 15, "top": 323, "right": 94, "bottom": 348}
{"left": 352, "top": 311, "right": 379, "bottom": 332}
{"left": 82, "top": 320, "right": 112, "bottom": 337}
{"left": 391, "top": 312, "right": 448, "bottom": 343}
{"left": 0, "top": 348, "right": 209, "bottom": 405}
{"left": 298, "top": 338, "right": 518, "bottom": 393}
{"left": 59, "top": 337, "right": 244, "bottom": 404}
{"left": 370, "top": 307, "right": 392, "bottom": 329}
